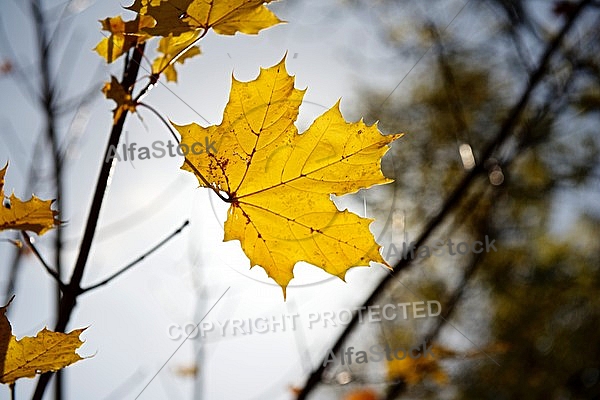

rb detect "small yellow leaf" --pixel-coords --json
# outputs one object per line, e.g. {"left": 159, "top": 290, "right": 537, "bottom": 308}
{"left": 344, "top": 388, "right": 379, "bottom": 400}
{"left": 385, "top": 342, "right": 506, "bottom": 386}
{"left": 102, "top": 76, "right": 137, "bottom": 123}
{"left": 387, "top": 351, "right": 447, "bottom": 386}
{"left": 0, "top": 163, "right": 60, "bottom": 235}
{"left": 128, "top": 0, "right": 283, "bottom": 37}
{"left": 94, "top": 15, "right": 154, "bottom": 63}
{"left": 174, "top": 56, "right": 402, "bottom": 296}
{"left": 0, "top": 298, "right": 86, "bottom": 385}
{"left": 172, "top": 364, "right": 199, "bottom": 377}
{"left": 152, "top": 31, "right": 201, "bottom": 82}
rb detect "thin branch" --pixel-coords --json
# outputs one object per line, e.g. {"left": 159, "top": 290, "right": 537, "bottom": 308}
{"left": 31, "top": 42, "right": 147, "bottom": 400}
{"left": 296, "top": 1, "right": 593, "bottom": 398}
{"left": 385, "top": 204, "right": 492, "bottom": 399}
{"left": 0, "top": 238, "right": 21, "bottom": 246}
{"left": 81, "top": 220, "right": 190, "bottom": 293}
{"left": 30, "top": 0, "right": 66, "bottom": 396}
{"left": 136, "top": 102, "right": 181, "bottom": 143}
{"left": 137, "top": 102, "right": 231, "bottom": 202}
{"left": 3, "top": 131, "right": 46, "bottom": 303}
{"left": 373, "top": 181, "right": 496, "bottom": 398}
{"left": 133, "top": 29, "right": 208, "bottom": 104}
{"left": 55, "top": 177, "right": 187, "bottom": 250}
{"left": 21, "top": 232, "right": 66, "bottom": 292}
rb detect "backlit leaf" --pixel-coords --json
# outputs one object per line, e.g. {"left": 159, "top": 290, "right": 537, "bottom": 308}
{"left": 343, "top": 388, "right": 379, "bottom": 400}
{"left": 174, "top": 55, "right": 402, "bottom": 296}
{"left": 0, "top": 163, "right": 60, "bottom": 235}
{"left": 102, "top": 76, "right": 137, "bottom": 123}
{"left": 94, "top": 15, "right": 154, "bottom": 63}
{"left": 0, "top": 298, "right": 86, "bottom": 385}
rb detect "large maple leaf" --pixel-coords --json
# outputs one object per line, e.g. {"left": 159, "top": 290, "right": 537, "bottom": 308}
{"left": 0, "top": 163, "right": 60, "bottom": 235}
{"left": 127, "top": 0, "right": 282, "bottom": 37}
{"left": 174, "top": 56, "right": 402, "bottom": 296}
{"left": 0, "top": 298, "right": 86, "bottom": 385}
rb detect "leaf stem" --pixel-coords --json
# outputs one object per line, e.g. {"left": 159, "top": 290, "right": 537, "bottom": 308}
{"left": 136, "top": 102, "right": 180, "bottom": 143}
{"left": 137, "top": 102, "right": 231, "bottom": 202}
{"left": 31, "top": 42, "right": 147, "bottom": 400}
{"left": 134, "top": 29, "right": 207, "bottom": 104}
{"left": 9, "top": 383, "right": 15, "bottom": 400}
{"left": 156, "top": 28, "right": 208, "bottom": 76}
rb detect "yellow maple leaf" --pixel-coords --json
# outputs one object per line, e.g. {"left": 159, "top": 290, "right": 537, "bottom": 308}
{"left": 0, "top": 298, "right": 86, "bottom": 385}
{"left": 94, "top": 15, "right": 154, "bottom": 63}
{"left": 0, "top": 163, "right": 60, "bottom": 235}
{"left": 152, "top": 31, "right": 202, "bottom": 82}
{"left": 127, "top": 0, "right": 283, "bottom": 37}
{"left": 174, "top": 56, "right": 402, "bottom": 296}
{"left": 102, "top": 76, "right": 137, "bottom": 123}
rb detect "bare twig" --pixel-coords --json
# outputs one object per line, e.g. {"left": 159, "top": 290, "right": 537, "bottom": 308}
{"left": 137, "top": 102, "right": 230, "bottom": 202}
{"left": 81, "top": 220, "right": 190, "bottom": 293}
{"left": 134, "top": 28, "right": 208, "bottom": 104}
{"left": 21, "top": 232, "right": 66, "bottom": 292}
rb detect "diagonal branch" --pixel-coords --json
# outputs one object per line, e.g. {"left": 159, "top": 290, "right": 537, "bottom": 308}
{"left": 81, "top": 220, "right": 190, "bottom": 293}
{"left": 296, "top": 1, "right": 593, "bottom": 397}
{"left": 21, "top": 231, "right": 67, "bottom": 292}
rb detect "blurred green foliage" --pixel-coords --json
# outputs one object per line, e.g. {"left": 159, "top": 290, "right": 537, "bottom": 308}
{"left": 335, "top": 1, "right": 600, "bottom": 399}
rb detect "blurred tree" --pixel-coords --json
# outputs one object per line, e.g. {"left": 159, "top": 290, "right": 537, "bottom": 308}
{"left": 300, "top": 0, "right": 600, "bottom": 399}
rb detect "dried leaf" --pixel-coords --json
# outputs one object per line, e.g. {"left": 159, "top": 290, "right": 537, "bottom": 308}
{"left": 102, "top": 76, "right": 137, "bottom": 123}
{"left": 94, "top": 15, "right": 154, "bottom": 63}
{"left": 343, "top": 388, "right": 379, "bottom": 400}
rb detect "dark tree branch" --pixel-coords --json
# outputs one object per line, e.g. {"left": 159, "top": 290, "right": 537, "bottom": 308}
{"left": 3, "top": 136, "right": 46, "bottom": 303}
{"left": 297, "top": 1, "right": 593, "bottom": 398}
{"left": 31, "top": 42, "right": 147, "bottom": 400}
{"left": 384, "top": 190, "right": 495, "bottom": 399}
